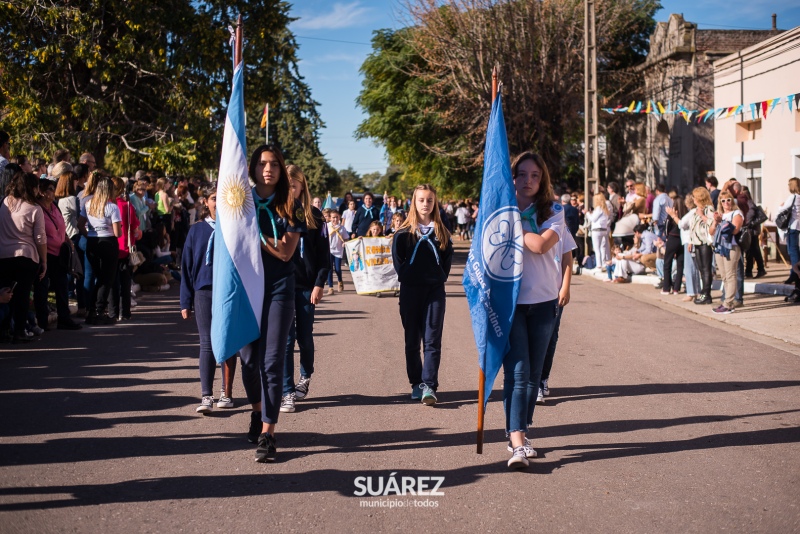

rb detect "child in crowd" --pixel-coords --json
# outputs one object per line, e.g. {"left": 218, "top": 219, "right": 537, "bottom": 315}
{"left": 351, "top": 192, "right": 379, "bottom": 238}
{"left": 391, "top": 184, "right": 453, "bottom": 406}
{"left": 367, "top": 220, "right": 384, "bottom": 237}
{"left": 179, "top": 186, "right": 237, "bottom": 413}
{"left": 387, "top": 212, "right": 404, "bottom": 235}
{"left": 327, "top": 211, "right": 347, "bottom": 294}
{"left": 342, "top": 200, "right": 357, "bottom": 236}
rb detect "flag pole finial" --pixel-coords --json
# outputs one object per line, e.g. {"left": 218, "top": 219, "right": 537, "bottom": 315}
{"left": 234, "top": 14, "right": 243, "bottom": 66}
{"left": 491, "top": 66, "right": 498, "bottom": 103}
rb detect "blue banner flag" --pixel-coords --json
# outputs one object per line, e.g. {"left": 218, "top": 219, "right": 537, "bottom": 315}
{"left": 323, "top": 191, "right": 334, "bottom": 210}
{"left": 211, "top": 58, "right": 264, "bottom": 363}
{"left": 462, "top": 93, "right": 522, "bottom": 407}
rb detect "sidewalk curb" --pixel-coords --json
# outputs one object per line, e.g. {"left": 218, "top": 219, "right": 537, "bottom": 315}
{"left": 582, "top": 269, "right": 795, "bottom": 297}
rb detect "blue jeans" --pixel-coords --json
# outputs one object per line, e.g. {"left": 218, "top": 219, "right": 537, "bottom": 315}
{"left": 79, "top": 235, "right": 95, "bottom": 296}
{"left": 788, "top": 229, "right": 800, "bottom": 282}
{"left": 684, "top": 244, "right": 700, "bottom": 296}
{"left": 327, "top": 255, "right": 343, "bottom": 287}
{"left": 283, "top": 289, "right": 316, "bottom": 395}
{"left": 503, "top": 299, "right": 558, "bottom": 434}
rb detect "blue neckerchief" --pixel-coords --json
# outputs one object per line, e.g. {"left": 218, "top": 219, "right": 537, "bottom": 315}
{"left": 300, "top": 236, "right": 304, "bottom": 259}
{"left": 521, "top": 204, "right": 538, "bottom": 234}
{"left": 363, "top": 205, "right": 374, "bottom": 218}
{"left": 253, "top": 189, "right": 278, "bottom": 248}
{"left": 204, "top": 217, "right": 216, "bottom": 265}
{"left": 409, "top": 226, "right": 440, "bottom": 265}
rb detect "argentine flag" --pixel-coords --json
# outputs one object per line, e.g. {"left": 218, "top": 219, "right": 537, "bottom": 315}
{"left": 462, "top": 93, "right": 522, "bottom": 406}
{"left": 211, "top": 60, "right": 263, "bottom": 363}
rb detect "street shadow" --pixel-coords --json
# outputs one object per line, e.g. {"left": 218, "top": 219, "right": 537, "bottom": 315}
{"left": 0, "top": 422, "right": 798, "bottom": 510}
{"left": 541, "top": 380, "right": 800, "bottom": 406}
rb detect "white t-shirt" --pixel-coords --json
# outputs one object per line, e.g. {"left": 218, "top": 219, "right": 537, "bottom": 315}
{"left": 518, "top": 202, "right": 565, "bottom": 305}
{"left": 722, "top": 209, "right": 743, "bottom": 246}
{"left": 342, "top": 209, "right": 356, "bottom": 233}
{"left": 328, "top": 223, "right": 348, "bottom": 258}
{"left": 586, "top": 206, "right": 610, "bottom": 230}
{"left": 455, "top": 207, "right": 470, "bottom": 225}
{"left": 80, "top": 195, "right": 121, "bottom": 237}
{"left": 780, "top": 194, "right": 800, "bottom": 231}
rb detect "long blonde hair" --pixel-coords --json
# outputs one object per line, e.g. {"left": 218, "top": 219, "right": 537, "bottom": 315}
{"left": 399, "top": 184, "right": 451, "bottom": 250}
{"left": 83, "top": 170, "right": 101, "bottom": 197}
{"left": 286, "top": 164, "right": 317, "bottom": 230}
{"left": 88, "top": 177, "right": 114, "bottom": 218}
{"left": 593, "top": 193, "right": 609, "bottom": 216}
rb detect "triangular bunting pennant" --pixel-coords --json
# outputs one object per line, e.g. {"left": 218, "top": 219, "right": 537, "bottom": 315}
{"left": 762, "top": 100, "right": 768, "bottom": 118}
{"left": 704, "top": 109, "right": 714, "bottom": 123}
{"left": 627, "top": 101, "right": 636, "bottom": 113}
{"left": 769, "top": 97, "right": 781, "bottom": 113}
{"left": 750, "top": 103, "right": 758, "bottom": 120}
{"left": 788, "top": 95, "right": 794, "bottom": 112}
{"left": 657, "top": 102, "right": 666, "bottom": 114}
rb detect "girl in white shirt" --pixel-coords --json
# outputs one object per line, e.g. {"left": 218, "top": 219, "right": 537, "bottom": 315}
{"left": 342, "top": 200, "right": 357, "bottom": 234}
{"left": 503, "top": 152, "right": 565, "bottom": 469}
{"left": 708, "top": 190, "right": 743, "bottom": 314}
{"left": 585, "top": 192, "right": 611, "bottom": 266}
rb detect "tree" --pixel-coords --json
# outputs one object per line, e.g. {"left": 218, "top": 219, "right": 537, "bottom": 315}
{"left": 0, "top": 0, "right": 332, "bottom": 179}
{"left": 357, "top": 0, "right": 659, "bottom": 191}
{"left": 335, "top": 166, "right": 364, "bottom": 196}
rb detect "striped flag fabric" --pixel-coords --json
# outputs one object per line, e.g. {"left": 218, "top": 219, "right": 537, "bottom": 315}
{"left": 211, "top": 58, "right": 263, "bottom": 363}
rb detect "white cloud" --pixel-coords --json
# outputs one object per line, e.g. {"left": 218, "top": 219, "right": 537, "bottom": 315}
{"left": 292, "top": 2, "right": 372, "bottom": 30}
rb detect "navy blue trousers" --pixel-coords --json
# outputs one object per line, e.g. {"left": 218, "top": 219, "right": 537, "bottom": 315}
{"left": 399, "top": 283, "right": 446, "bottom": 390}
{"left": 239, "top": 296, "right": 294, "bottom": 424}
{"left": 283, "top": 288, "right": 316, "bottom": 395}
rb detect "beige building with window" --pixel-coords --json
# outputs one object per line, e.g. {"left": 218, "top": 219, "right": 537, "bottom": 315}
{"left": 713, "top": 27, "right": 800, "bottom": 217}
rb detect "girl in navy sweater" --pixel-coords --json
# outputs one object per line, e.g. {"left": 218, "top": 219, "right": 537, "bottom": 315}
{"left": 180, "top": 187, "right": 237, "bottom": 413}
{"left": 281, "top": 165, "right": 330, "bottom": 413}
{"left": 391, "top": 184, "right": 453, "bottom": 406}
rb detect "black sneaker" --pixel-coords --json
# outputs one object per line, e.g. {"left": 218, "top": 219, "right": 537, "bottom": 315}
{"left": 247, "top": 411, "right": 262, "bottom": 444}
{"left": 255, "top": 432, "right": 277, "bottom": 463}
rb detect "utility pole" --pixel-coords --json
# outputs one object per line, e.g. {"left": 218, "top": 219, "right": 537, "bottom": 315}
{"left": 584, "top": 0, "right": 599, "bottom": 257}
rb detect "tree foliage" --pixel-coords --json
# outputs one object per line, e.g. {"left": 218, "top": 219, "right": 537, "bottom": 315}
{"left": 357, "top": 0, "right": 659, "bottom": 192}
{"left": 0, "top": 0, "right": 333, "bottom": 185}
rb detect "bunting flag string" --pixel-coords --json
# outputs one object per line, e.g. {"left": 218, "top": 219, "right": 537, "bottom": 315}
{"left": 601, "top": 91, "right": 798, "bottom": 125}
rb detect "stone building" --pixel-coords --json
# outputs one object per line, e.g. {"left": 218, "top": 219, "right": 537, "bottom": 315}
{"left": 614, "top": 14, "right": 780, "bottom": 193}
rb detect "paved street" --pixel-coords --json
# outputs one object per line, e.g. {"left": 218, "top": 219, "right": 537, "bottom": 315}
{"left": 1, "top": 244, "right": 799, "bottom": 533}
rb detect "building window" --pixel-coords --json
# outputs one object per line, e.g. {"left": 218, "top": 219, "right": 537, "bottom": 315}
{"left": 736, "top": 161, "right": 762, "bottom": 204}
{"left": 736, "top": 120, "right": 762, "bottom": 142}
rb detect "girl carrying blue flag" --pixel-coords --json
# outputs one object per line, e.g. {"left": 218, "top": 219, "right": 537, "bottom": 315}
{"left": 391, "top": 184, "right": 453, "bottom": 406}
{"left": 238, "top": 144, "right": 307, "bottom": 463}
{"left": 179, "top": 186, "right": 237, "bottom": 414}
{"left": 504, "top": 152, "right": 565, "bottom": 469}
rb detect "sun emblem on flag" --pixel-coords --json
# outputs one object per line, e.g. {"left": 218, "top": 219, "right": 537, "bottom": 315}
{"left": 218, "top": 177, "right": 253, "bottom": 220}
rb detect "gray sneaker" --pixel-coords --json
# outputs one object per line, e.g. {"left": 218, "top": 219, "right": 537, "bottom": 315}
{"left": 196, "top": 396, "right": 214, "bottom": 414}
{"left": 421, "top": 384, "right": 437, "bottom": 406}
{"left": 506, "top": 438, "right": 537, "bottom": 458}
{"left": 280, "top": 392, "right": 296, "bottom": 413}
{"left": 542, "top": 379, "right": 550, "bottom": 397}
{"left": 536, "top": 388, "right": 545, "bottom": 405}
{"left": 295, "top": 376, "right": 311, "bottom": 399}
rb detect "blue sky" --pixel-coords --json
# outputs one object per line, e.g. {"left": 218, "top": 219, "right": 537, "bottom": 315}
{"left": 287, "top": 1, "right": 800, "bottom": 176}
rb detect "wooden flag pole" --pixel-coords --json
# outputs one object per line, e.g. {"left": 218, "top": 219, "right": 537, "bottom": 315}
{"left": 477, "top": 66, "right": 499, "bottom": 455}
{"left": 234, "top": 15, "right": 242, "bottom": 67}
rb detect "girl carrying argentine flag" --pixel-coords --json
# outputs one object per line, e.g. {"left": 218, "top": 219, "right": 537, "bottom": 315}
{"left": 238, "top": 144, "right": 307, "bottom": 463}
{"left": 391, "top": 184, "right": 453, "bottom": 406}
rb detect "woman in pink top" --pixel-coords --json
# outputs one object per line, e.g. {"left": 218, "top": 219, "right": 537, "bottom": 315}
{"left": 109, "top": 177, "right": 141, "bottom": 321}
{"left": 33, "top": 178, "right": 82, "bottom": 330}
{"left": 0, "top": 170, "right": 46, "bottom": 343}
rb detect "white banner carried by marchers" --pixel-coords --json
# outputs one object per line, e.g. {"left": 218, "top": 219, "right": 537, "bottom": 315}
{"left": 344, "top": 236, "right": 400, "bottom": 295}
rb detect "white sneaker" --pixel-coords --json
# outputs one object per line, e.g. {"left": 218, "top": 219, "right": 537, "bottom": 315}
{"left": 28, "top": 325, "right": 44, "bottom": 336}
{"left": 196, "top": 396, "right": 214, "bottom": 414}
{"left": 536, "top": 388, "right": 545, "bottom": 405}
{"left": 159, "top": 284, "right": 170, "bottom": 291}
{"left": 131, "top": 283, "right": 141, "bottom": 293}
{"left": 506, "top": 438, "right": 537, "bottom": 458}
{"left": 507, "top": 446, "right": 530, "bottom": 469}
{"left": 280, "top": 393, "right": 296, "bottom": 413}
{"left": 295, "top": 376, "right": 311, "bottom": 399}
{"left": 542, "top": 379, "right": 550, "bottom": 397}
{"left": 216, "top": 391, "right": 234, "bottom": 408}
{"left": 130, "top": 298, "right": 137, "bottom": 308}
